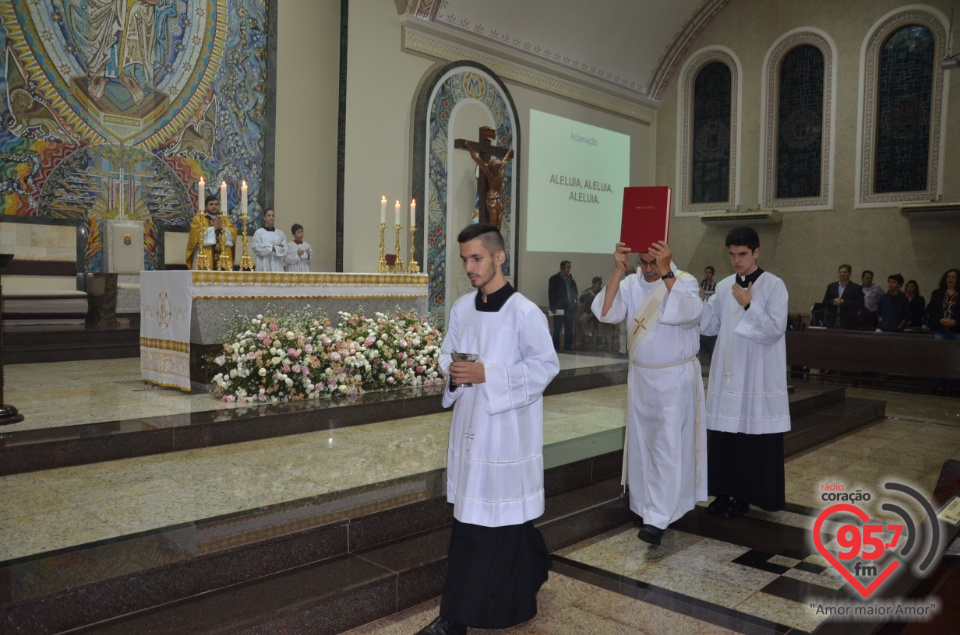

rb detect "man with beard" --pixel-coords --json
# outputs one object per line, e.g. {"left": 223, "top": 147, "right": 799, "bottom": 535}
{"left": 419, "top": 224, "right": 559, "bottom": 635}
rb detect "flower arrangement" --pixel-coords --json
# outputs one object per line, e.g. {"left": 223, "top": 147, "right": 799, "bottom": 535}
{"left": 211, "top": 308, "right": 444, "bottom": 403}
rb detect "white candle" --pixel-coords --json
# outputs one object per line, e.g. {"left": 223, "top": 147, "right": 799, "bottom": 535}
{"left": 395, "top": 200, "right": 400, "bottom": 227}
{"left": 198, "top": 178, "right": 205, "bottom": 214}
{"left": 380, "top": 196, "right": 387, "bottom": 225}
{"left": 410, "top": 199, "right": 416, "bottom": 228}
{"left": 241, "top": 181, "right": 248, "bottom": 217}
{"left": 219, "top": 181, "right": 227, "bottom": 214}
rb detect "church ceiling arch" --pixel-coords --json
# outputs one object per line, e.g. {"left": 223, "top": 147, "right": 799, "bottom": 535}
{"left": 403, "top": 0, "right": 731, "bottom": 103}
{"left": 413, "top": 61, "right": 519, "bottom": 328}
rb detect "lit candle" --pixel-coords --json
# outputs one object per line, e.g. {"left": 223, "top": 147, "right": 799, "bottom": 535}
{"left": 395, "top": 200, "right": 400, "bottom": 227}
{"left": 410, "top": 199, "right": 416, "bottom": 228}
{"left": 219, "top": 181, "right": 227, "bottom": 214}
{"left": 241, "top": 181, "right": 248, "bottom": 217}
{"left": 380, "top": 196, "right": 387, "bottom": 225}
{"left": 198, "top": 178, "right": 205, "bottom": 214}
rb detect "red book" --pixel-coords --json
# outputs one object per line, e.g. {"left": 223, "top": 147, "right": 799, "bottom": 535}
{"left": 620, "top": 186, "right": 672, "bottom": 253}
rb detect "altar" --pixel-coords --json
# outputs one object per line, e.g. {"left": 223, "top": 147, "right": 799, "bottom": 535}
{"left": 140, "top": 271, "right": 430, "bottom": 391}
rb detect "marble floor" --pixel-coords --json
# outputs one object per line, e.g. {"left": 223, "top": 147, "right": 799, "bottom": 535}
{"left": 3, "top": 355, "right": 960, "bottom": 633}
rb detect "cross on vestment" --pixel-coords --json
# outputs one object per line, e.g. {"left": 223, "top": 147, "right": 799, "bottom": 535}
{"left": 633, "top": 317, "right": 648, "bottom": 336}
{"left": 453, "top": 126, "right": 513, "bottom": 229}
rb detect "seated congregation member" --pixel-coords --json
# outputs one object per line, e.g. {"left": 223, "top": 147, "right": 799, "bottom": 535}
{"left": 593, "top": 242, "right": 706, "bottom": 546}
{"left": 904, "top": 280, "right": 926, "bottom": 328}
{"left": 877, "top": 273, "right": 910, "bottom": 333}
{"left": 186, "top": 195, "right": 237, "bottom": 270}
{"left": 251, "top": 208, "right": 287, "bottom": 272}
{"left": 701, "top": 227, "right": 790, "bottom": 519}
{"left": 822, "top": 264, "right": 862, "bottom": 329}
{"left": 284, "top": 223, "right": 313, "bottom": 272}
{"left": 927, "top": 268, "right": 960, "bottom": 340}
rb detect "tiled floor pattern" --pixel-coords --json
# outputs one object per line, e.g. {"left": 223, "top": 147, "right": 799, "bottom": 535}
{"left": 344, "top": 399, "right": 960, "bottom": 635}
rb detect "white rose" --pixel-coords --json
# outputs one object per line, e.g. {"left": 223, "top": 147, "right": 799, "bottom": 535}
{"left": 285, "top": 378, "right": 293, "bottom": 387}
{"left": 229, "top": 369, "right": 238, "bottom": 378}
{"left": 286, "top": 331, "right": 295, "bottom": 340}
{"left": 258, "top": 368, "right": 267, "bottom": 377}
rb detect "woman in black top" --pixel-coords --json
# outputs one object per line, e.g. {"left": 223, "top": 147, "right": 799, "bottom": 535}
{"left": 926, "top": 269, "right": 960, "bottom": 339}
{"left": 904, "top": 280, "right": 926, "bottom": 328}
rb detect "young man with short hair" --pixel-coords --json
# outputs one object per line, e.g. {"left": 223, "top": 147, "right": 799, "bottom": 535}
{"left": 419, "top": 224, "right": 559, "bottom": 635}
{"left": 877, "top": 273, "right": 910, "bottom": 333}
{"left": 700, "top": 227, "right": 791, "bottom": 518}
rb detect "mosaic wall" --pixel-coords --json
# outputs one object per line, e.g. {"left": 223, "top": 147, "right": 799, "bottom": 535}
{"left": 423, "top": 67, "right": 516, "bottom": 327}
{"left": 0, "top": 0, "right": 269, "bottom": 271}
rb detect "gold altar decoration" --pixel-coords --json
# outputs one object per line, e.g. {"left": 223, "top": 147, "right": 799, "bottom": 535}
{"left": 407, "top": 226, "right": 420, "bottom": 274}
{"left": 377, "top": 222, "right": 388, "bottom": 273}
{"left": 216, "top": 210, "right": 232, "bottom": 271}
{"left": 392, "top": 223, "right": 404, "bottom": 273}
{"left": 239, "top": 215, "right": 254, "bottom": 271}
{"left": 193, "top": 215, "right": 210, "bottom": 271}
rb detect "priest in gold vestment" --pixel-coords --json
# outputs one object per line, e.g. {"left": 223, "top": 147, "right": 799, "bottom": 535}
{"left": 186, "top": 195, "right": 238, "bottom": 270}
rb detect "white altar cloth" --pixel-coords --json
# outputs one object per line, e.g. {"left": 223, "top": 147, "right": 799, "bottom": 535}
{"left": 140, "top": 270, "right": 430, "bottom": 391}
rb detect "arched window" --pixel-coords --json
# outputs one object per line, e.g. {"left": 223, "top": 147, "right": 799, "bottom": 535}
{"left": 762, "top": 31, "right": 835, "bottom": 210}
{"left": 859, "top": 9, "right": 946, "bottom": 206}
{"left": 677, "top": 48, "right": 740, "bottom": 215}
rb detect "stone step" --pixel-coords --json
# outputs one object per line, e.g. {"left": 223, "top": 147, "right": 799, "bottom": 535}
{"left": 785, "top": 396, "right": 886, "bottom": 456}
{"left": 0, "top": 454, "right": 626, "bottom": 635}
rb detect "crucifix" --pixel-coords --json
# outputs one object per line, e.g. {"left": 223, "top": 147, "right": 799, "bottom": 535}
{"left": 454, "top": 126, "right": 514, "bottom": 229}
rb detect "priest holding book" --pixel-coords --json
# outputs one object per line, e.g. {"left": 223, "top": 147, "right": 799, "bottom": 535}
{"left": 593, "top": 241, "right": 706, "bottom": 546}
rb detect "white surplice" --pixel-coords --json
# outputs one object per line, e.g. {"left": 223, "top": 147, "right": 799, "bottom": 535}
{"left": 439, "top": 292, "right": 560, "bottom": 528}
{"left": 284, "top": 240, "right": 312, "bottom": 272}
{"left": 251, "top": 228, "right": 288, "bottom": 272}
{"left": 592, "top": 268, "right": 707, "bottom": 528}
{"left": 700, "top": 272, "right": 791, "bottom": 434}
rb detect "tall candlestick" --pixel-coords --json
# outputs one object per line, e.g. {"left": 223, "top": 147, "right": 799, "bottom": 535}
{"left": 380, "top": 196, "right": 387, "bottom": 225}
{"left": 198, "top": 178, "right": 205, "bottom": 214}
{"left": 220, "top": 181, "right": 227, "bottom": 214}
{"left": 394, "top": 200, "right": 400, "bottom": 227}
{"left": 241, "top": 181, "right": 248, "bottom": 217}
{"left": 410, "top": 199, "right": 416, "bottom": 228}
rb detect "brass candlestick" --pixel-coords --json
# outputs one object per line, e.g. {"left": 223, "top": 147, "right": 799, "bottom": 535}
{"left": 239, "top": 215, "right": 254, "bottom": 271}
{"left": 407, "top": 226, "right": 420, "bottom": 274}
{"left": 193, "top": 215, "right": 211, "bottom": 270}
{"left": 376, "top": 222, "right": 388, "bottom": 272}
{"left": 216, "top": 211, "right": 232, "bottom": 271}
{"left": 392, "top": 223, "right": 404, "bottom": 273}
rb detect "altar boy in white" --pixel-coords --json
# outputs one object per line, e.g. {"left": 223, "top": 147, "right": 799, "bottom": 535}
{"left": 251, "top": 208, "right": 287, "bottom": 271}
{"left": 593, "top": 241, "right": 706, "bottom": 546}
{"left": 700, "top": 226, "right": 791, "bottom": 519}
{"left": 284, "top": 223, "right": 312, "bottom": 272}
{"left": 418, "top": 224, "right": 559, "bottom": 635}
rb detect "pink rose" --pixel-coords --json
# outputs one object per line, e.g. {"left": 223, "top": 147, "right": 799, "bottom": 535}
{"left": 263, "top": 338, "right": 272, "bottom": 346}
{"left": 269, "top": 323, "right": 278, "bottom": 331}
{"left": 247, "top": 352, "right": 256, "bottom": 360}
{"left": 305, "top": 344, "right": 313, "bottom": 353}
{"left": 257, "top": 331, "right": 266, "bottom": 340}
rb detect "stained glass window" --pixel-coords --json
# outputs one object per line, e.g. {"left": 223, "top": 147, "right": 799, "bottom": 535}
{"left": 691, "top": 62, "right": 731, "bottom": 205}
{"left": 776, "top": 45, "right": 824, "bottom": 199}
{"left": 874, "top": 25, "right": 934, "bottom": 194}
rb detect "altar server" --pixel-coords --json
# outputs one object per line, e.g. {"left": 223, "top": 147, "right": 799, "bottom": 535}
{"left": 418, "top": 224, "right": 559, "bottom": 635}
{"left": 700, "top": 226, "right": 791, "bottom": 518}
{"left": 284, "top": 223, "right": 312, "bottom": 272}
{"left": 251, "top": 208, "right": 287, "bottom": 272}
{"left": 185, "top": 195, "right": 237, "bottom": 270}
{"left": 592, "top": 241, "right": 706, "bottom": 546}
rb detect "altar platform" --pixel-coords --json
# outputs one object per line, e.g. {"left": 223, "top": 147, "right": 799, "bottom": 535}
{"left": 139, "top": 270, "right": 429, "bottom": 391}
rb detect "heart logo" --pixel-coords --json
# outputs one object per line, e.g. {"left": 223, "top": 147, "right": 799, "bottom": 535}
{"left": 813, "top": 503, "right": 901, "bottom": 598}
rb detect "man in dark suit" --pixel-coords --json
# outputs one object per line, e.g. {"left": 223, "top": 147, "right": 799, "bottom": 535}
{"left": 548, "top": 260, "right": 578, "bottom": 351}
{"left": 822, "top": 264, "right": 863, "bottom": 329}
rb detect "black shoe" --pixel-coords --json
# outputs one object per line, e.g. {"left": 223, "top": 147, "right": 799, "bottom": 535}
{"left": 722, "top": 497, "right": 749, "bottom": 519}
{"left": 637, "top": 524, "right": 664, "bottom": 546}
{"left": 707, "top": 494, "right": 733, "bottom": 515}
{"left": 416, "top": 615, "right": 466, "bottom": 635}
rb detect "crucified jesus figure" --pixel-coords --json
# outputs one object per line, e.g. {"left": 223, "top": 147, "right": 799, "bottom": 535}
{"left": 466, "top": 145, "right": 513, "bottom": 230}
